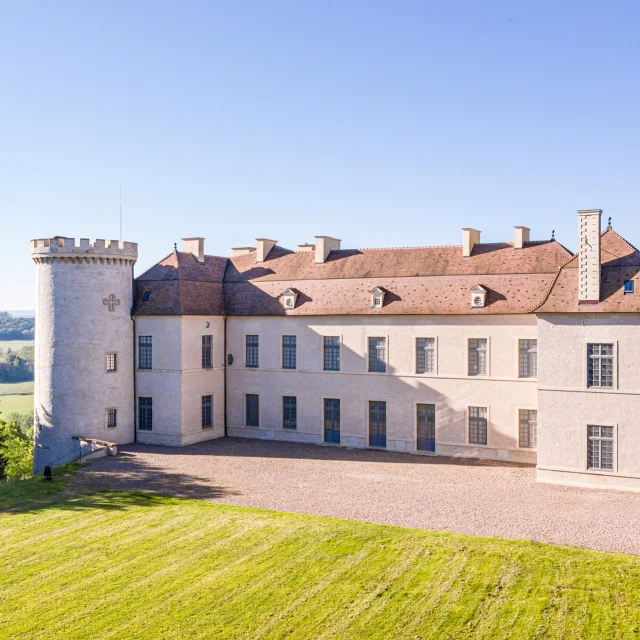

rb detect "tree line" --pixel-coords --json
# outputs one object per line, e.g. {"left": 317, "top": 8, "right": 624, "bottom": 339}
{"left": 0, "top": 312, "right": 35, "bottom": 340}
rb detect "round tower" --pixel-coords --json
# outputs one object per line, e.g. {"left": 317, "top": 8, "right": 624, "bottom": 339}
{"left": 30, "top": 237, "right": 138, "bottom": 472}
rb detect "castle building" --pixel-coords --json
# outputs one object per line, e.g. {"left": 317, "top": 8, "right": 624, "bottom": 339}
{"left": 30, "top": 210, "right": 640, "bottom": 491}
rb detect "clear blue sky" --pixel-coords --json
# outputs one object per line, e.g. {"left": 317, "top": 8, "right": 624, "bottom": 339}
{"left": 2, "top": 0, "right": 640, "bottom": 310}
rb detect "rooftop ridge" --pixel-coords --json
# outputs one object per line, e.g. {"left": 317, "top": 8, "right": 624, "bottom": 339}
{"left": 136, "top": 251, "right": 175, "bottom": 280}
{"left": 328, "top": 239, "right": 559, "bottom": 253}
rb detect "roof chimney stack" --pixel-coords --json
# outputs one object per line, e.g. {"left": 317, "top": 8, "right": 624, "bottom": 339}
{"left": 182, "top": 237, "right": 205, "bottom": 263}
{"left": 514, "top": 226, "right": 530, "bottom": 250}
{"left": 578, "top": 209, "right": 602, "bottom": 304}
{"left": 314, "top": 236, "right": 341, "bottom": 264}
{"left": 462, "top": 228, "right": 481, "bottom": 258}
{"left": 256, "top": 238, "right": 277, "bottom": 263}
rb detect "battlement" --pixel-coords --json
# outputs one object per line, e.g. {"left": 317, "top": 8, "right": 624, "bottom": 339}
{"left": 31, "top": 237, "right": 138, "bottom": 262}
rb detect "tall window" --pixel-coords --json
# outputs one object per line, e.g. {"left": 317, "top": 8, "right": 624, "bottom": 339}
{"left": 369, "top": 401, "right": 387, "bottom": 448}
{"left": 519, "top": 340, "right": 537, "bottom": 378}
{"left": 416, "top": 338, "right": 435, "bottom": 374}
{"left": 283, "top": 396, "right": 297, "bottom": 430}
{"left": 519, "top": 409, "right": 537, "bottom": 449}
{"left": 202, "top": 395, "right": 213, "bottom": 428}
{"left": 468, "top": 339, "right": 487, "bottom": 376}
{"left": 416, "top": 403, "right": 436, "bottom": 452}
{"left": 106, "top": 353, "right": 117, "bottom": 372}
{"left": 245, "top": 335, "right": 259, "bottom": 368}
{"left": 138, "top": 336, "right": 152, "bottom": 370}
{"left": 588, "top": 344, "right": 614, "bottom": 388}
{"left": 368, "top": 337, "right": 386, "bottom": 373}
{"left": 588, "top": 426, "right": 614, "bottom": 471}
{"left": 282, "top": 336, "right": 297, "bottom": 369}
{"left": 324, "top": 398, "right": 341, "bottom": 443}
{"left": 323, "top": 336, "right": 340, "bottom": 371}
{"left": 106, "top": 408, "right": 117, "bottom": 428}
{"left": 469, "top": 406, "right": 487, "bottom": 445}
{"left": 246, "top": 394, "right": 259, "bottom": 427}
{"left": 138, "top": 397, "right": 152, "bottom": 431}
{"left": 202, "top": 335, "right": 212, "bottom": 369}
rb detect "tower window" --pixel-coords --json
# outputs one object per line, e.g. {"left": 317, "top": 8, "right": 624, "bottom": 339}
{"left": 106, "top": 353, "right": 117, "bottom": 372}
{"left": 106, "top": 409, "right": 117, "bottom": 428}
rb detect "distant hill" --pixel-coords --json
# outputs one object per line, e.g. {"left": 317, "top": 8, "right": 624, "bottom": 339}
{"left": 4, "top": 310, "right": 35, "bottom": 318}
{"left": 0, "top": 313, "right": 34, "bottom": 341}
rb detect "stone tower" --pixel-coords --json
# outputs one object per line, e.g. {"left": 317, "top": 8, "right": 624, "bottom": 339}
{"left": 30, "top": 237, "right": 138, "bottom": 472}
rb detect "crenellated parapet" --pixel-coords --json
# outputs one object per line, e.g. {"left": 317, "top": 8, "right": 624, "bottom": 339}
{"left": 31, "top": 236, "right": 138, "bottom": 266}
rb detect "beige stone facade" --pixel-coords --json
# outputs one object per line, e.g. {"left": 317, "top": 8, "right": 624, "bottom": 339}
{"left": 32, "top": 212, "right": 640, "bottom": 491}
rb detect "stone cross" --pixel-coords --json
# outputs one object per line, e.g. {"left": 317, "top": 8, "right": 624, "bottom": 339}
{"left": 102, "top": 294, "right": 120, "bottom": 312}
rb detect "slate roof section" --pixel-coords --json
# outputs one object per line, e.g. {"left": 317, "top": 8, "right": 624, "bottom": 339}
{"left": 535, "top": 229, "right": 640, "bottom": 313}
{"left": 135, "top": 251, "right": 227, "bottom": 315}
{"left": 134, "top": 239, "right": 573, "bottom": 316}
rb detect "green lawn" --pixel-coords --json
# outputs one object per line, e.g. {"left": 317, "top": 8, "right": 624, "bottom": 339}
{"left": 0, "top": 381, "right": 34, "bottom": 395}
{"left": 0, "top": 339, "right": 34, "bottom": 351}
{"left": 2, "top": 485, "right": 640, "bottom": 639}
{"left": 0, "top": 392, "right": 33, "bottom": 415}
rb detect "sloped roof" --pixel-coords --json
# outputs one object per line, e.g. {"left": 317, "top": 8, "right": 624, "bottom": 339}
{"left": 134, "top": 238, "right": 573, "bottom": 316}
{"left": 535, "top": 229, "right": 640, "bottom": 313}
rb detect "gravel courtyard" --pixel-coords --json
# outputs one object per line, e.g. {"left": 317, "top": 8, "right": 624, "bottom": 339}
{"left": 80, "top": 438, "right": 640, "bottom": 555}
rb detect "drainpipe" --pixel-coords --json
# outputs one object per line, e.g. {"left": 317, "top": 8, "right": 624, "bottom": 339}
{"left": 223, "top": 315, "right": 228, "bottom": 438}
{"left": 131, "top": 264, "right": 137, "bottom": 444}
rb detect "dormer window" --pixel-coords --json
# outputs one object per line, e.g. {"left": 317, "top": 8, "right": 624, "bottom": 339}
{"left": 142, "top": 290, "right": 151, "bottom": 302}
{"left": 282, "top": 288, "right": 298, "bottom": 310}
{"left": 470, "top": 285, "right": 487, "bottom": 309}
{"left": 624, "top": 280, "right": 634, "bottom": 294}
{"left": 369, "top": 286, "right": 386, "bottom": 309}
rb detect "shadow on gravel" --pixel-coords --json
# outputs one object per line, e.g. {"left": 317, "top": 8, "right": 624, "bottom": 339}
{"left": 74, "top": 451, "right": 241, "bottom": 502}
{"left": 118, "top": 438, "right": 534, "bottom": 469}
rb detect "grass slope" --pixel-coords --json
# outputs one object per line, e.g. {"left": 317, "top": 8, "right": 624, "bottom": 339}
{"left": 0, "top": 339, "right": 34, "bottom": 351}
{"left": 2, "top": 490, "right": 640, "bottom": 639}
{"left": 0, "top": 464, "right": 80, "bottom": 510}
{"left": 0, "top": 381, "right": 34, "bottom": 395}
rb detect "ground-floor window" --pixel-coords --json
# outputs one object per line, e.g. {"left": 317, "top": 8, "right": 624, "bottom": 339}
{"left": 246, "top": 394, "right": 259, "bottom": 427}
{"left": 106, "top": 408, "right": 117, "bottom": 429}
{"left": 369, "top": 401, "right": 387, "bottom": 448}
{"left": 283, "top": 396, "right": 297, "bottom": 430}
{"left": 519, "top": 409, "right": 537, "bottom": 449}
{"left": 416, "top": 403, "right": 435, "bottom": 452}
{"left": 202, "top": 395, "right": 213, "bottom": 428}
{"left": 324, "top": 398, "right": 340, "bottom": 443}
{"left": 588, "top": 425, "right": 614, "bottom": 471}
{"left": 138, "top": 397, "right": 152, "bottom": 431}
{"left": 468, "top": 406, "right": 487, "bottom": 445}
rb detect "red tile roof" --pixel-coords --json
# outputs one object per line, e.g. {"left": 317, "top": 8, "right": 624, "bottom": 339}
{"left": 135, "top": 239, "right": 573, "bottom": 316}
{"left": 535, "top": 230, "right": 640, "bottom": 313}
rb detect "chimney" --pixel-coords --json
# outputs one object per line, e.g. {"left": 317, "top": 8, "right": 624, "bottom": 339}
{"left": 182, "top": 237, "right": 205, "bottom": 263}
{"left": 315, "top": 236, "right": 341, "bottom": 264}
{"left": 297, "top": 243, "right": 315, "bottom": 253}
{"left": 462, "top": 228, "right": 481, "bottom": 258}
{"left": 231, "top": 247, "right": 256, "bottom": 257}
{"left": 578, "top": 209, "right": 602, "bottom": 304}
{"left": 256, "top": 238, "right": 277, "bottom": 263}
{"left": 514, "top": 226, "right": 530, "bottom": 250}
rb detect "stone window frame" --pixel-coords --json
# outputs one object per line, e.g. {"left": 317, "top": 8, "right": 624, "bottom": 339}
{"left": 468, "top": 338, "right": 489, "bottom": 377}
{"left": 201, "top": 335, "right": 213, "bottom": 369}
{"left": 201, "top": 394, "right": 213, "bottom": 429}
{"left": 282, "top": 395, "right": 297, "bottom": 430}
{"left": 367, "top": 335, "right": 388, "bottom": 374}
{"left": 322, "top": 335, "right": 341, "bottom": 372}
{"left": 517, "top": 408, "right": 537, "bottom": 450}
{"left": 244, "top": 334, "right": 260, "bottom": 369}
{"left": 585, "top": 341, "right": 617, "bottom": 391}
{"left": 467, "top": 405, "right": 489, "bottom": 447}
{"left": 586, "top": 424, "right": 616, "bottom": 473}
{"left": 245, "top": 393, "right": 260, "bottom": 428}
{"left": 105, "top": 352, "right": 118, "bottom": 373}
{"left": 105, "top": 408, "right": 117, "bottom": 429}
{"left": 415, "top": 337, "right": 437, "bottom": 375}
{"left": 281, "top": 335, "right": 297, "bottom": 370}
{"left": 518, "top": 339, "right": 537, "bottom": 379}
